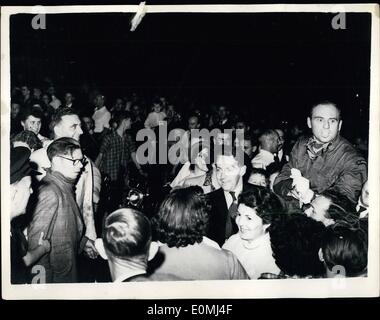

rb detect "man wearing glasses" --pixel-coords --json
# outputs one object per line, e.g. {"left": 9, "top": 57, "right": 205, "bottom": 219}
{"left": 30, "top": 107, "right": 99, "bottom": 260}
{"left": 27, "top": 138, "right": 89, "bottom": 283}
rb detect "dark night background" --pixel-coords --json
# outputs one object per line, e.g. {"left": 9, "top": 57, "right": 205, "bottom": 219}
{"left": 10, "top": 11, "right": 371, "bottom": 139}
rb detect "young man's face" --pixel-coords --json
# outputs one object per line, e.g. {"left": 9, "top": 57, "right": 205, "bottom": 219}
{"left": 215, "top": 155, "right": 246, "bottom": 192}
{"left": 307, "top": 104, "right": 342, "bottom": 144}
{"left": 22, "top": 115, "right": 42, "bottom": 135}
{"left": 54, "top": 114, "right": 83, "bottom": 141}
{"left": 52, "top": 149, "right": 85, "bottom": 180}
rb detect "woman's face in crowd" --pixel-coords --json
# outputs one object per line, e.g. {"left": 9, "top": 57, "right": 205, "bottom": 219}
{"left": 236, "top": 204, "right": 266, "bottom": 243}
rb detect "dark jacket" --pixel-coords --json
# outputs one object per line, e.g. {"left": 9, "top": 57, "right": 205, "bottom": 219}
{"left": 273, "top": 135, "right": 367, "bottom": 206}
{"left": 207, "top": 183, "right": 255, "bottom": 247}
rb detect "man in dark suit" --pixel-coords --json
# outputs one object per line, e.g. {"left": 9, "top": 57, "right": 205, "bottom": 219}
{"left": 207, "top": 146, "right": 253, "bottom": 247}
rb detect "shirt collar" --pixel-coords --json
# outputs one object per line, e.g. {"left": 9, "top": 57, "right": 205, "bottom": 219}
{"left": 224, "top": 177, "right": 243, "bottom": 199}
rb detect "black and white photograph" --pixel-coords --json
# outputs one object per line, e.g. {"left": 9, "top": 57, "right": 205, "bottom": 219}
{"left": 1, "top": 4, "right": 379, "bottom": 299}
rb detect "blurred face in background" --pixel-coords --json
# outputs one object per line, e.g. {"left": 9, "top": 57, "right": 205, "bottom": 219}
{"left": 22, "top": 115, "right": 42, "bottom": 135}
{"left": 11, "top": 103, "right": 21, "bottom": 119}
{"left": 275, "top": 129, "right": 285, "bottom": 152}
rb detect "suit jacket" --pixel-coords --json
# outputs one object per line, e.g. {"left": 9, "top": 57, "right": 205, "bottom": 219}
{"left": 207, "top": 183, "right": 255, "bottom": 247}
{"left": 27, "top": 170, "right": 86, "bottom": 283}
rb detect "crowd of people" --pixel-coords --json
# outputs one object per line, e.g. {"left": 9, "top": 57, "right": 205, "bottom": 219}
{"left": 9, "top": 82, "right": 369, "bottom": 283}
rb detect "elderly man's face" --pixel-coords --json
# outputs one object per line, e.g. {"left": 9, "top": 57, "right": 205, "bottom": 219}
{"left": 215, "top": 155, "right": 246, "bottom": 192}
{"left": 307, "top": 104, "right": 342, "bottom": 144}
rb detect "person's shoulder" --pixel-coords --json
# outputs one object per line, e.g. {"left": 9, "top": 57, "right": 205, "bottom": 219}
{"left": 37, "top": 179, "right": 60, "bottom": 200}
{"left": 207, "top": 187, "right": 223, "bottom": 199}
{"left": 337, "top": 137, "right": 367, "bottom": 162}
{"left": 222, "top": 234, "right": 240, "bottom": 250}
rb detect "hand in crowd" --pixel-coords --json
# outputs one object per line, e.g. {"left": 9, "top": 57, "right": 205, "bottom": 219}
{"left": 84, "top": 239, "right": 99, "bottom": 259}
{"left": 38, "top": 231, "right": 51, "bottom": 254}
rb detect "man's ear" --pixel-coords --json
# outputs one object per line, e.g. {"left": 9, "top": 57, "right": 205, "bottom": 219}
{"left": 307, "top": 117, "right": 312, "bottom": 129}
{"left": 21, "top": 121, "right": 25, "bottom": 129}
{"left": 318, "top": 248, "right": 324, "bottom": 262}
{"left": 338, "top": 120, "right": 343, "bottom": 132}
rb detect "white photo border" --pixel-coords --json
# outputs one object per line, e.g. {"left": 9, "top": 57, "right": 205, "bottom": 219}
{"left": 1, "top": 4, "right": 379, "bottom": 300}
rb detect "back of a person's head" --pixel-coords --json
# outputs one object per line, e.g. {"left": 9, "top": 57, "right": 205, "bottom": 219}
{"left": 103, "top": 208, "right": 151, "bottom": 260}
{"left": 152, "top": 186, "right": 209, "bottom": 248}
{"left": 46, "top": 137, "right": 81, "bottom": 162}
{"left": 258, "top": 129, "right": 278, "bottom": 149}
{"left": 320, "top": 191, "right": 358, "bottom": 225}
{"left": 268, "top": 213, "right": 326, "bottom": 278}
{"left": 12, "top": 130, "right": 43, "bottom": 151}
{"left": 321, "top": 222, "right": 367, "bottom": 277}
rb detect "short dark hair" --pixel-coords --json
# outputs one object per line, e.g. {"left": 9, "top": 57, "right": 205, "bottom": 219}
{"left": 238, "top": 187, "right": 284, "bottom": 225}
{"left": 49, "top": 107, "right": 79, "bottom": 132}
{"left": 113, "top": 111, "right": 132, "bottom": 128}
{"left": 268, "top": 213, "right": 326, "bottom": 277}
{"left": 12, "top": 130, "right": 42, "bottom": 151}
{"left": 310, "top": 100, "right": 341, "bottom": 120}
{"left": 19, "top": 106, "right": 43, "bottom": 122}
{"left": 152, "top": 186, "right": 210, "bottom": 248}
{"left": 320, "top": 191, "right": 359, "bottom": 225}
{"left": 321, "top": 222, "right": 367, "bottom": 277}
{"left": 103, "top": 208, "right": 151, "bottom": 260}
{"left": 46, "top": 137, "right": 81, "bottom": 161}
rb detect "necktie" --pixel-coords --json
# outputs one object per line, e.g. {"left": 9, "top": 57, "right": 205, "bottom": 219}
{"left": 225, "top": 192, "right": 238, "bottom": 239}
{"left": 274, "top": 153, "right": 280, "bottom": 165}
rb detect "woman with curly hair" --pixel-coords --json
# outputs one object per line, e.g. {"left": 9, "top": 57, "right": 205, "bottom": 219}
{"left": 222, "top": 187, "right": 283, "bottom": 279}
{"left": 150, "top": 186, "right": 249, "bottom": 280}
